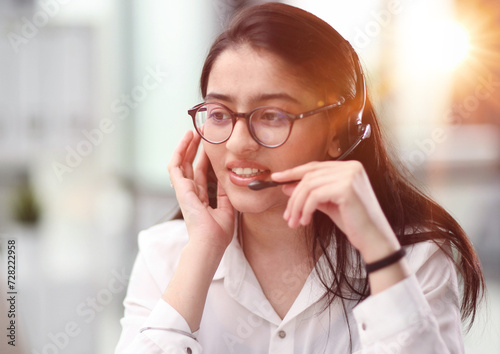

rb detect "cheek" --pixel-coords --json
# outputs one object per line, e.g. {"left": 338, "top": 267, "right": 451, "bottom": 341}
{"left": 202, "top": 142, "right": 225, "bottom": 176}
{"left": 284, "top": 123, "right": 333, "bottom": 162}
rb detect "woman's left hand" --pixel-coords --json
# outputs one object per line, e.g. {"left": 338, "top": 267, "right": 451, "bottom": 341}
{"left": 272, "top": 160, "right": 400, "bottom": 262}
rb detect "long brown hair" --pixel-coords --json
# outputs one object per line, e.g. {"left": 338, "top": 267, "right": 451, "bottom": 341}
{"left": 198, "top": 2, "right": 485, "bottom": 329}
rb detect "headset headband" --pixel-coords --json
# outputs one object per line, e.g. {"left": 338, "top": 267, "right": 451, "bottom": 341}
{"left": 334, "top": 43, "right": 371, "bottom": 161}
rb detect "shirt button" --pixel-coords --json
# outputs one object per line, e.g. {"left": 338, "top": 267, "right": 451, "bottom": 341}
{"left": 361, "top": 323, "right": 367, "bottom": 331}
{"left": 186, "top": 348, "right": 192, "bottom": 354}
{"left": 278, "top": 330, "right": 286, "bottom": 338}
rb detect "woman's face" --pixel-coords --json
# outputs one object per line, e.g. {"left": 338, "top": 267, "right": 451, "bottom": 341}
{"left": 203, "top": 44, "right": 340, "bottom": 214}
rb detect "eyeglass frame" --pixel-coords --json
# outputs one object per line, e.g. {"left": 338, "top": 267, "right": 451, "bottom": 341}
{"left": 187, "top": 99, "right": 345, "bottom": 148}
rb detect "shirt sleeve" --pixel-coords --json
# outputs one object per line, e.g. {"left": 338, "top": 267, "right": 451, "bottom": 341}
{"left": 114, "top": 250, "right": 202, "bottom": 354}
{"left": 352, "top": 242, "right": 464, "bottom": 354}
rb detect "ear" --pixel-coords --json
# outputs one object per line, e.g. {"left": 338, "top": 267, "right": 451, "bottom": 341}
{"left": 327, "top": 121, "right": 342, "bottom": 159}
{"left": 327, "top": 135, "right": 342, "bottom": 159}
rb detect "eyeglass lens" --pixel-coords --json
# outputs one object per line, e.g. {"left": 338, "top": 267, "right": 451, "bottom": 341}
{"left": 194, "top": 103, "right": 291, "bottom": 146}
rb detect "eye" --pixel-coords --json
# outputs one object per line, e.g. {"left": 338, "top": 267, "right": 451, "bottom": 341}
{"left": 262, "top": 111, "right": 280, "bottom": 121}
{"left": 257, "top": 109, "right": 288, "bottom": 125}
{"left": 208, "top": 108, "right": 230, "bottom": 122}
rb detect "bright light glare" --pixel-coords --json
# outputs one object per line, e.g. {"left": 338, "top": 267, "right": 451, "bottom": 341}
{"left": 408, "top": 20, "right": 471, "bottom": 72}
{"left": 435, "top": 21, "right": 470, "bottom": 69}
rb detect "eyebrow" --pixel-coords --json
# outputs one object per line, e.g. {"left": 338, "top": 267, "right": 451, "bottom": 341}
{"left": 205, "top": 92, "right": 232, "bottom": 101}
{"left": 204, "top": 92, "right": 300, "bottom": 105}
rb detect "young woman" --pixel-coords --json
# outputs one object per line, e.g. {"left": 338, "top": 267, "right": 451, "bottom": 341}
{"left": 116, "top": 3, "right": 484, "bottom": 353}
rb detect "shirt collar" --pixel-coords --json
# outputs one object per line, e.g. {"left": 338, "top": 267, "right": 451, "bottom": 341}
{"left": 211, "top": 215, "right": 381, "bottom": 324}
{"left": 213, "top": 218, "right": 371, "bottom": 281}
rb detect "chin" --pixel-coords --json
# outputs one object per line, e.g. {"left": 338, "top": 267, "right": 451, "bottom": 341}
{"left": 231, "top": 202, "right": 268, "bottom": 214}
{"left": 225, "top": 186, "right": 285, "bottom": 214}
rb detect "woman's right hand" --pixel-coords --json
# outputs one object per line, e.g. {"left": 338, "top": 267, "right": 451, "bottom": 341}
{"left": 168, "top": 130, "right": 235, "bottom": 251}
{"left": 163, "top": 131, "right": 234, "bottom": 332}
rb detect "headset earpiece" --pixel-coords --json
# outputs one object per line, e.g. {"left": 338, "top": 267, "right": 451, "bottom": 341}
{"left": 334, "top": 47, "right": 371, "bottom": 161}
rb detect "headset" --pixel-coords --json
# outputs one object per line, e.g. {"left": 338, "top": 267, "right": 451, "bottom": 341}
{"left": 336, "top": 47, "right": 371, "bottom": 161}
{"left": 249, "top": 47, "right": 371, "bottom": 191}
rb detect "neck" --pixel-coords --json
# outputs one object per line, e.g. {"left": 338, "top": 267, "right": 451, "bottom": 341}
{"left": 240, "top": 210, "right": 312, "bottom": 263}
{"left": 239, "top": 210, "right": 319, "bottom": 320}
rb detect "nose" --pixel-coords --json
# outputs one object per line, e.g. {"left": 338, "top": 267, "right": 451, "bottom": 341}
{"left": 225, "top": 118, "right": 260, "bottom": 154}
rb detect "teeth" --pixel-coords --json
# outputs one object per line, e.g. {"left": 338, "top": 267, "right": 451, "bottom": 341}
{"left": 231, "top": 167, "right": 266, "bottom": 177}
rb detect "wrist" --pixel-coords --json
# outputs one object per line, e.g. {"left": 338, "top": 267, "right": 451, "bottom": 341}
{"left": 353, "top": 217, "right": 401, "bottom": 262}
{"left": 365, "top": 248, "right": 406, "bottom": 274}
{"left": 183, "top": 240, "right": 226, "bottom": 269}
{"left": 185, "top": 227, "right": 233, "bottom": 254}
{"left": 358, "top": 234, "right": 401, "bottom": 264}
{"left": 367, "top": 255, "right": 410, "bottom": 294}
{"left": 162, "top": 240, "right": 226, "bottom": 332}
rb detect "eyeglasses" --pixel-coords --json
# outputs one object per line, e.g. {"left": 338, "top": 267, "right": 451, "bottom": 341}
{"left": 187, "top": 100, "right": 344, "bottom": 148}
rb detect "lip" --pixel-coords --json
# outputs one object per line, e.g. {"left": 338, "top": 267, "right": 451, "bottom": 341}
{"left": 226, "top": 160, "right": 271, "bottom": 187}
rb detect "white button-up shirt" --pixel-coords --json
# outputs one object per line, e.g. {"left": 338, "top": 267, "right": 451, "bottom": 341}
{"left": 115, "top": 220, "right": 464, "bottom": 353}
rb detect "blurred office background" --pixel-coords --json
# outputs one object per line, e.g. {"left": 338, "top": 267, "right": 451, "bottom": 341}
{"left": 0, "top": 0, "right": 498, "bottom": 353}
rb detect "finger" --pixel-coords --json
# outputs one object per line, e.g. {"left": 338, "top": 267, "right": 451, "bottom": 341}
{"left": 281, "top": 168, "right": 328, "bottom": 213}
{"left": 283, "top": 173, "right": 312, "bottom": 222}
{"left": 277, "top": 160, "right": 357, "bottom": 186}
{"left": 216, "top": 181, "right": 233, "bottom": 213}
{"left": 271, "top": 161, "right": 325, "bottom": 182}
{"left": 290, "top": 167, "right": 366, "bottom": 228}
{"left": 182, "top": 132, "right": 201, "bottom": 179}
{"left": 281, "top": 182, "right": 297, "bottom": 197}
{"left": 299, "top": 183, "right": 342, "bottom": 226}
{"left": 169, "top": 131, "right": 195, "bottom": 188}
{"left": 285, "top": 171, "right": 342, "bottom": 227}
{"left": 168, "top": 130, "right": 194, "bottom": 172}
{"left": 184, "top": 132, "right": 201, "bottom": 166}
{"left": 194, "top": 145, "right": 209, "bottom": 186}
{"left": 194, "top": 145, "right": 210, "bottom": 205}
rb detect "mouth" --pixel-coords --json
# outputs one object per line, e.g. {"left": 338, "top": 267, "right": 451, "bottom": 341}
{"left": 226, "top": 164, "right": 271, "bottom": 187}
{"left": 230, "top": 167, "right": 269, "bottom": 178}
